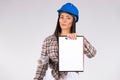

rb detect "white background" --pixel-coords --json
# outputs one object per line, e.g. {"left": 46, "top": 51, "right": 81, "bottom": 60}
{"left": 0, "top": 0, "right": 120, "bottom": 80}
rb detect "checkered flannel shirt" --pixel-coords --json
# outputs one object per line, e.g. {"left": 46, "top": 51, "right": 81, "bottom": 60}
{"left": 34, "top": 35, "right": 96, "bottom": 80}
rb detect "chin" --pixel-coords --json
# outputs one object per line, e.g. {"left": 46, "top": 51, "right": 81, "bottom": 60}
{"left": 61, "top": 27, "right": 68, "bottom": 30}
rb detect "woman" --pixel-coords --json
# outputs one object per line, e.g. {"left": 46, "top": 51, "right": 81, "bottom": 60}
{"left": 34, "top": 2, "right": 96, "bottom": 80}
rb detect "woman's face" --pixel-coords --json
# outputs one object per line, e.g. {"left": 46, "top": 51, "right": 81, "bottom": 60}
{"left": 59, "top": 12, "right": 74, "bottom": 31}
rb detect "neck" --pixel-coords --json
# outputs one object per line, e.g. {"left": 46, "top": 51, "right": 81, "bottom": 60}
{"left": 60, "top": 30, "right": 70, "bottom": 36}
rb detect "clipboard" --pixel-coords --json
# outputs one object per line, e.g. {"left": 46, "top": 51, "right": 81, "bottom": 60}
{"left": 59, "top": 36, "right": 84, "bottom": 72}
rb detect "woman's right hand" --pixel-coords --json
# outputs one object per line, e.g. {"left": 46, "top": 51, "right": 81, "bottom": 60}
{"left": 66, "top": 33, "right": 77, "bottom": 40}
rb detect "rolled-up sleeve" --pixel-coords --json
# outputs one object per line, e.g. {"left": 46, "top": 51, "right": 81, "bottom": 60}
{"left": 84, "top": 37, "right": 97, "bottom": 58}
{"left": 34, "top": 39, "right": 49, "bottom": 80}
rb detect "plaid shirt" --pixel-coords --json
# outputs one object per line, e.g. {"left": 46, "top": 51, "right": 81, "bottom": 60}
{"left": 34, "top": 35, "right": 96, "bottom": 80}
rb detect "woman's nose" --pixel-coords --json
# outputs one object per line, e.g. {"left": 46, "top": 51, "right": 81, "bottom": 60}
{"left": 62, "top": 18, "right": 67, "bottom": 23}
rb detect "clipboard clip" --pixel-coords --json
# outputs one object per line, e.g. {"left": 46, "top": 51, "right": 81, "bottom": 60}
{"left": 65, "top": 37, "right": 74, "bottom": 40}
{"left": 65, "top": 37, "right": 77, "bottom": 40}
{"left": 65, "top": 37, "right": 68, "bottom": 40}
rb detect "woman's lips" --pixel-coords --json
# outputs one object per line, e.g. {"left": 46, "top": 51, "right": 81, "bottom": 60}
{"left": 62, "top": 24, "right": 66, "bottom": 26}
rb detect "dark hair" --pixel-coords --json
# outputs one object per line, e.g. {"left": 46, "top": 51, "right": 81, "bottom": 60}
{"left": 53, "top": 13, "right": 76, "bottom": 41}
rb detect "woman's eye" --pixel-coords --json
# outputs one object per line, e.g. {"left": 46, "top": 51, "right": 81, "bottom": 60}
{"left": 67, "top": 17, "right": 71, "bottom": 19}
{"left": 60, "top": 16, "right": 71, "bottom": 20}
{"left": 60, "top": 16, "right": 63, "bottom": 19}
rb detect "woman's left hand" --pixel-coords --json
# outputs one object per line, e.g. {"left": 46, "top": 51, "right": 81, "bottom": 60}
{"left": 67, "top": 33, "right": 77, "bottom": 39}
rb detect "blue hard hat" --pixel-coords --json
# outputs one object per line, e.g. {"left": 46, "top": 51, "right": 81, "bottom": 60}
{"left": 57, "top": 3, "right": 79, "bottom": 22}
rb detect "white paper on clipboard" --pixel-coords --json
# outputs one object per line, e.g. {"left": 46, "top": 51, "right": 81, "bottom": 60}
{"left": 59, "top": 36, "right": 84, "bottom": 72}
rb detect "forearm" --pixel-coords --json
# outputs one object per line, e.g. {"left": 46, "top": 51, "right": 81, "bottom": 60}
{"left": 84, "top": 37, "right": 97, "bottom": 58}
{"left": 34, "top": 63, "right": 48, "bottom": 80}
